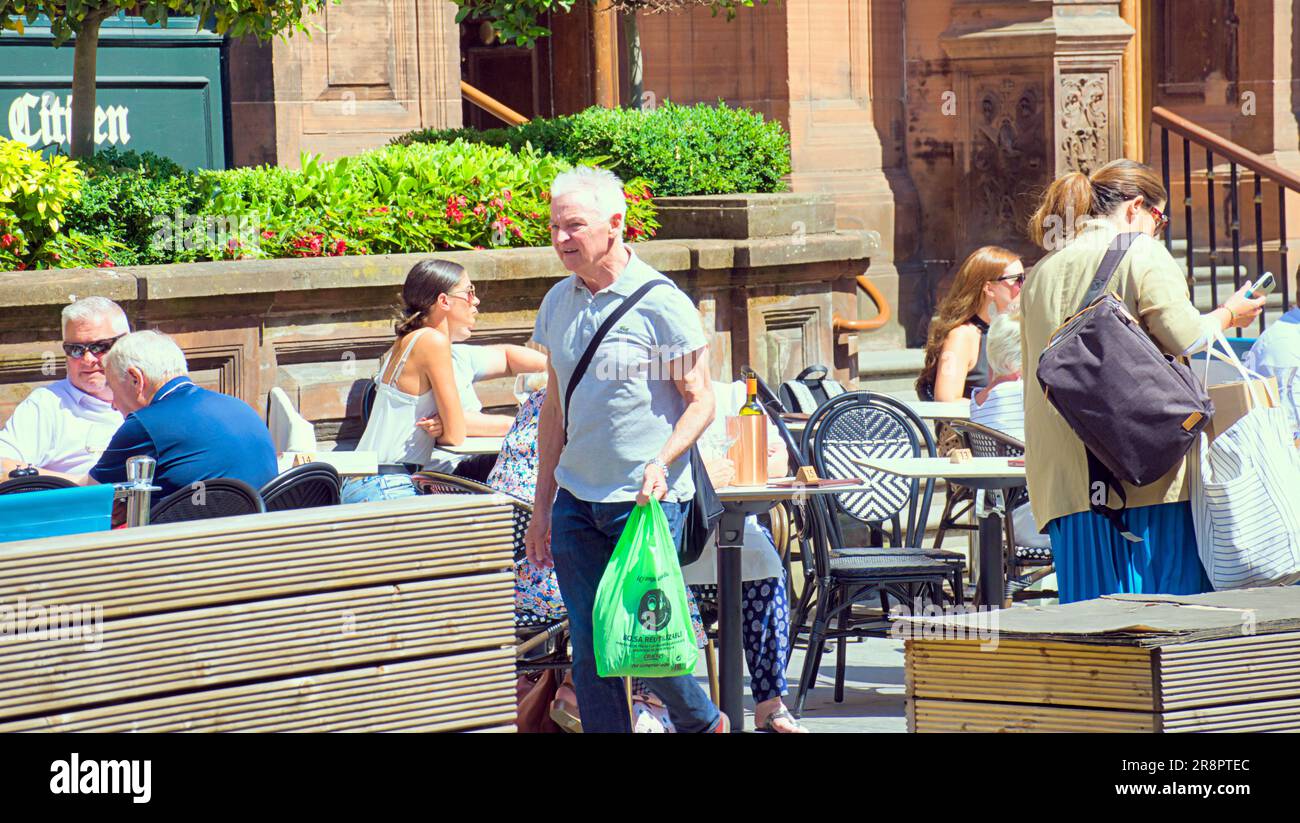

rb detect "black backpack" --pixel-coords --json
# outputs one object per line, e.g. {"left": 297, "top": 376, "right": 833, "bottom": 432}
{"left": 1036, "top": 232, "right": 1213, "bottom": 540}
{"left": 778, "top": 365, "right": 846, "bottom": 413}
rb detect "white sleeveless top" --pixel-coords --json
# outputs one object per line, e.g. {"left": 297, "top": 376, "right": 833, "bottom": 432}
{"left": 357, "top": 329, "right": 438, "bottom": 466}
{"left": 356, "top": 331, "right": 494, "bottom": 468}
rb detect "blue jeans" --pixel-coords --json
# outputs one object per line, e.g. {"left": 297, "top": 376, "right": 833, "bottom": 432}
{"left": 341, "top": 474, "right": 418, "bottom": 504}
{"left": 550, "top": 488, "right": 721, "bottom": 733}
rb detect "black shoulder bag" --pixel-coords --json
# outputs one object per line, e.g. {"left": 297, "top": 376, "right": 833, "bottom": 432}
{"left": 562, "top": 280, "right": 722, "bottom": 566}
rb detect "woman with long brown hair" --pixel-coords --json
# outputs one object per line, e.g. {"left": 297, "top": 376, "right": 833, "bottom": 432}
{"left": 1020, "top": 158, "right": 1266, "bottom": 602}
{"left": 915, "top": 246, "right": 1024, "bottom": 401}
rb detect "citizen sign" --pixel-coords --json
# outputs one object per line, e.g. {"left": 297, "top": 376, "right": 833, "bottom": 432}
{"left": 7, "top": 92, "right": 131, "bottom": 148}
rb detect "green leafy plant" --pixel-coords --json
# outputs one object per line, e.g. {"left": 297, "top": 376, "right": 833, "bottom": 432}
{"left": 396, "top": 102, "right": 791, "bottom": 196}
{"left": 0, "top": 138, "right": 84, "bottom": 270}
{"left": 194, "top": 140, "right": 659, "bottom": 260}
{"left": 0, "top": 0, "right": 333, "bottom": 158}
{"left": 62, "top": 148, "right": 204, "bottom": 266}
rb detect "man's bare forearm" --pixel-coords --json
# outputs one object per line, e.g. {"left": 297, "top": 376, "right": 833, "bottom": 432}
{"left": 656, "top": 392, "right": 715, "bottom": 467}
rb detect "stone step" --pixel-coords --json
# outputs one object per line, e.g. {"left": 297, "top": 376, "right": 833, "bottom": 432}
{"left": 857, "top": 347, "right": 925, "bottom": 399}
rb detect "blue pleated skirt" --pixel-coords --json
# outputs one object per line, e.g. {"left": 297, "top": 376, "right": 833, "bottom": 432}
{"left": 1046, "top": 501, "right": 1212, "bottom": 604}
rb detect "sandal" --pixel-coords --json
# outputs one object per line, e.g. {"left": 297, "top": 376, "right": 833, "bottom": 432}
{"left": 550, "top": 682, "right": 582, "bottom": 734}
{"left": 757, "top": 705, "right": 809, "bottom": 734}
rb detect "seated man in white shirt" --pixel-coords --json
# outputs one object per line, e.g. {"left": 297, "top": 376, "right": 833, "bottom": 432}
{"left": 0, "top": 297, "right": 128, "bottom": 479}
{"left": 1244, "top": 305, "right": 1300, "bottom": 441}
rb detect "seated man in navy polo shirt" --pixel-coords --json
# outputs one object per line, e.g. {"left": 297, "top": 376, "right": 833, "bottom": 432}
{"left": 41, "top": 330, "right": 277, "bottom": 500}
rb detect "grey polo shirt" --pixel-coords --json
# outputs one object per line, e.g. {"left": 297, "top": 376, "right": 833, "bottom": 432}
{"left": 533, "top": 251, "right": 709, "bottom": 503}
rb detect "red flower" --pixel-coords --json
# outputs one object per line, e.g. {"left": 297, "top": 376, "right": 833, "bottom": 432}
{"left": 377, "top": 206, "right": 390, "bottom": 213}
{"left": 510, "top": 225, "right": 523, "bottom": 238}
{"left": 527, "top": 211, "right": 540, "bottom": 219}
{"left": 261, "top": 230, "right": 276, "bottom": 240}
{"left": 333, "top": 239, "right": 347, "bottom": 255}
{"left": 0, "top": 234, "right": 13, "bottom": 248}
{"left": 502, "top": 189, "right": 513, "bottom": 202}
{"left": 97, "top": 259, "right": 115, "bottom": 268}
{"left": 472, "top": 204, "right": 487, "bottom": 219}
{"left": 472, "top": 245, "right": 485, "bottom": 250}
{"left": 50, "top": 252, "right": 60, "bottom": 262}
{"left": 16, "top": 262, "right": 27, "bottom": 270}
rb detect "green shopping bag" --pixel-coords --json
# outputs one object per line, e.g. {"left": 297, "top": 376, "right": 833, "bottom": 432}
{"left": 593, "top": 497, "right": 700, "bottom": 678}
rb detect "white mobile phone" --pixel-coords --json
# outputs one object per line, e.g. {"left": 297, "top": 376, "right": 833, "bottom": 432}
{"left": 1247, "top": 271, "right": 1276, "bottom": 299}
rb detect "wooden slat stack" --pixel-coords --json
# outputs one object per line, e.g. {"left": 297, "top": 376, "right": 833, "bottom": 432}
{"left": 0, "top": 495, "right": 517, "bottom": 733}
{"left": 904, "top": 588, "right": 1300, "bottom": 732}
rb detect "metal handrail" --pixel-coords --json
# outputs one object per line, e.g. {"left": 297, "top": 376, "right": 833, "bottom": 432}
{"left": 460, "top": 81, "right": 529, "bottom": 127}
{"left": 1152, "top": 105, "right": 1294, "bottom": 333}
{"left": 832, "top": 274, "right": 893, "bottom": 332}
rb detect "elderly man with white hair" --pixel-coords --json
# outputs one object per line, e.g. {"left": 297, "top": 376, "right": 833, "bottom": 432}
{"left": 0, "top": 296, "right": 129, "bottom": 479}
{"left": 33, "top": 330, "right": 277, "bottom": 500}
{"left": 524, "top": 165, "right": 726, "bottom": 734}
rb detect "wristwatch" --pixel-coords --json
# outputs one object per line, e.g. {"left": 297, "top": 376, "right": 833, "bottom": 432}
{"left": 647, "top": 457, "right": 669, "bottom": 475}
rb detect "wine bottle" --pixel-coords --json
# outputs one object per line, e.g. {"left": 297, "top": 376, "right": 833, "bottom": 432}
{"left": 739, "top": 373, "right": 763, "bottom": 415}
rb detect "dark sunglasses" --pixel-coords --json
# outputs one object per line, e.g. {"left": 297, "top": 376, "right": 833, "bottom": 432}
{"left": 62, "top": 334, "right": 124, "bottom": 359}
{"left": 1148, "top": 204, "right": 1170, "bottom": 233}
{"left": 996, "top": 274, "right": 1026, "bottom": 286}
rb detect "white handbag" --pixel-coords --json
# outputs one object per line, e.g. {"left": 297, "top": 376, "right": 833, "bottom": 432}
{"left": 1189, "top": 331, "right": 1300, "bottom": 590}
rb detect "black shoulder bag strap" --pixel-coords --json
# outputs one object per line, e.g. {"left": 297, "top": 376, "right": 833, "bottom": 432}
{"left": 1080, "top": 231, "right": 1144, "bottom": 543}
{"left": 562, "top": 279, "right": 671, "bottom": 439}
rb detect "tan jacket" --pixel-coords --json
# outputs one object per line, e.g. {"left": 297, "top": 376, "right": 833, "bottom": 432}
{"left": 1020, "top": 220, "right": 1208, "bottom": 529}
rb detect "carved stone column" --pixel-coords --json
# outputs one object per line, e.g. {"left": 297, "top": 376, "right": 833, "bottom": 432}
{"left": 940, "top": 0, "right": 1132, "bottom": 256}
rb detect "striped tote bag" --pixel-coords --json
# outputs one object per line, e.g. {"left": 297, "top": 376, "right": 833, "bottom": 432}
{"left": 1190, "top": 339, "right": 1300, "bottom": 590}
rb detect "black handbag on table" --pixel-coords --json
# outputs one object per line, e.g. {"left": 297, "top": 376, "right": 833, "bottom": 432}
{"left": 562, "top": 279, "right": 722, "bottom": 566}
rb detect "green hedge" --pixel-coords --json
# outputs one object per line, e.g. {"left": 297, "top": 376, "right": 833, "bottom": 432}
{"left": 393, "top": 102, "right": 792, "bottom": 197}
{"left": 3, "top": 141, "right": 657, "bottom": 270}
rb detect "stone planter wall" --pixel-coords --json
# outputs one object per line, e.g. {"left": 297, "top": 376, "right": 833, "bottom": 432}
{"left": 0, "top": 194, "right": 886, "bottom": 445}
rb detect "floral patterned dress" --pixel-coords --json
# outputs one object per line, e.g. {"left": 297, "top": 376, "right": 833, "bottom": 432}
{"left": 487, "top": 388, "right": 706, "bottom": 645}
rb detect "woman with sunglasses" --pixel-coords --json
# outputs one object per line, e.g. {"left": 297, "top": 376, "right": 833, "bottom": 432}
{"left": 345, "top": 259, "right": 545, "bottom": 503}
{"left": 916, "top": 246, "right": 1024, "bottom": 402}
{"left": 1019, "top": 158, "right": 1266, "bottom": 603}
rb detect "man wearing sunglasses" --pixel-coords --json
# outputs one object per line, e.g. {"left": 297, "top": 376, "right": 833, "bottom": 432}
{"left": 0, "top": 297, "right": 129, "bottom": 478}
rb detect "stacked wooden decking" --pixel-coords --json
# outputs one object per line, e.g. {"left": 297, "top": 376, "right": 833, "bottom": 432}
{"left": 904, "top": 588, "right": 1300, "bottom": 732}
{"left": 0, "top": 494, "right": 517, "bottom": 732}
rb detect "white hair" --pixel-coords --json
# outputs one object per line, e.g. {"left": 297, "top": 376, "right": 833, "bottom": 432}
{"left": 62, "top": 296, "right": 129, "bottom": 335}
{"left": 104, "top": 330, "right": 188, "bottom": 386}
{"left": 550, "top": 166, "right": 628, "bottom": 236}
{"left": 985, "top": 306, "right": 1023, "bottom": 378}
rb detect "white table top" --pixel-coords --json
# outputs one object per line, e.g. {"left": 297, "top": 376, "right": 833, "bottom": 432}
{"left": 440, "top": 437, "right": 504, "bottom": 455}
{"left": 851, "top": 455, "right": 1025, "bottom": 480}
{"left": 781, "top": 400, "right": 969, "bottom": 432}
{"left": 907, "top": 400, "right": 971, "bottom": 421}
{"left": 715, "top": 479, "right": 875, "bottom": 501}
{"left": 277, "top": 451, "right": 379, "bottom": 477}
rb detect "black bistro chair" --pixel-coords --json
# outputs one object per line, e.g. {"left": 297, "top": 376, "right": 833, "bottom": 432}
{"left": 0, "top": 475, "right": 76, "bottom": 495}
{"left": 259, "top": 462, "right": 342, "bottom": 512}
{"left": 149, "top": 478, "right": 265, "bottom": 525}
{"left": 945, "top": 420, "right": 1055, "bottom": 604}
{"left": 411, "top": 470, "right": 571, "bottom": 673}
{"left": 793, "top": 391, "right": 966, "bottom": 715}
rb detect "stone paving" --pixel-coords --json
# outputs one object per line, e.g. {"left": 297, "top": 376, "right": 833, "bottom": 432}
{"left": 694, "top": 636, "right": 909, "bottom": 733}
